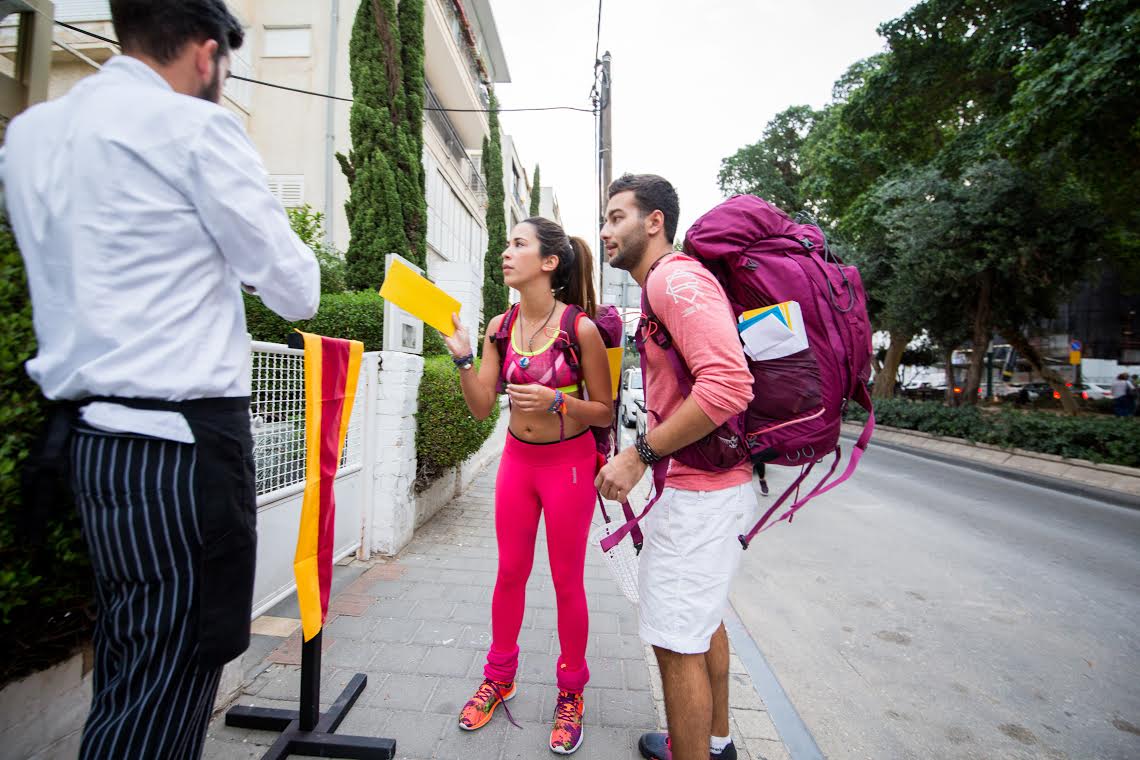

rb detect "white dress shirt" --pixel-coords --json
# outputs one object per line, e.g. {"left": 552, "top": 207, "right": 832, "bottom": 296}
{"left": 2, "top": 56, "right": 319, "bottom": 437}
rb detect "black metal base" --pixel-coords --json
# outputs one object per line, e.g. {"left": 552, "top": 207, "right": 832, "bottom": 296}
{"left": 225, "top": 628, "right": 396, "bottom": 760}
{"left": 225, "top": 673, "right": 396, "bottom": 759}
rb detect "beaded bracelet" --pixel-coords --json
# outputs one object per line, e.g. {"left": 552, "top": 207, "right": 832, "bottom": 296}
{"left": 634, "top": 433, "right": 662, "bottom": 466}
{"left": 547, "top": 389, "right": 565, "bottom": 415}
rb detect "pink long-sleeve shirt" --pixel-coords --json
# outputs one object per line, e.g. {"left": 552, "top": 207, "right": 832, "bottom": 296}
{"left": 642, "top": 255, "right": 754, "bottom": 490}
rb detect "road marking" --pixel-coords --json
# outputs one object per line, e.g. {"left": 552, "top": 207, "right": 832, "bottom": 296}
{"left": 725, "top": 604, "right": 825, "bottom": 760}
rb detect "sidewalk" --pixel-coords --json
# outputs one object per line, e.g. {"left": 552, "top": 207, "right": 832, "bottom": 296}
{"left": 204, "top": 463, "right": 789, "bottom": 760}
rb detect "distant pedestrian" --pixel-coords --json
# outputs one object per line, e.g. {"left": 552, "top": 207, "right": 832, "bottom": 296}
{"left": 1110, "top": 372, "right": 1134, "bottom": 417}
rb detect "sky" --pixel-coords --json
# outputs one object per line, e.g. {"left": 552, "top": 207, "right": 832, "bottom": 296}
{"left": 487, "top": 0, "right": 916, "bottom": 249}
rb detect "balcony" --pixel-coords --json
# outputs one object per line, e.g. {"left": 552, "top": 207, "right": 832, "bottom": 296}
{"left": 425, "top": 80, "right": 487, "bottom": 203}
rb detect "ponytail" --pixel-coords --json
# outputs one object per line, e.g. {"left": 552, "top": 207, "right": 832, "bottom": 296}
{"left": 565, "top": 236, "right": 597, "bottom": 318}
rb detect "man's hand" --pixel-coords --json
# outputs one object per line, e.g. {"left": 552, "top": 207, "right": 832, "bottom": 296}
{"left": 595, "top": 446, "right": 648, "bottom": 502}
{"left": 504, "top": 383, "right": 557, "bottom": 413}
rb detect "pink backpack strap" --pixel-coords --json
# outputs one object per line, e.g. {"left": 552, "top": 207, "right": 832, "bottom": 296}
{"left": 493, "top": 304, "right": 521, "bottom": 394}
{"left": 737, "top": 382, "right": 875, "bottom": 548}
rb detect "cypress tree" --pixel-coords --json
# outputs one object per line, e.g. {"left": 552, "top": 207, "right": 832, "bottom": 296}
{"left": 338, "top": 0, "right": 426, "bottom": 292}
{"left": 481, "top": 90, "right": 508, "bottom": 330}
{"left": 529, "top": 164, "right": 541, "bottom": 217}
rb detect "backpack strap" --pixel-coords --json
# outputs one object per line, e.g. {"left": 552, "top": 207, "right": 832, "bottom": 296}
{"left": 736, "top": 382, "right": 875, "bottom": 548}
{"left": 556, "top": 304, "right": 586, "bottom": 385}
{"left": 493, "top": 303, "right": 521, "bottom": 394}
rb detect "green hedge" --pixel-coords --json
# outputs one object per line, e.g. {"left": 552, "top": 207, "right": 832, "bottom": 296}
{"left": 415, "top": 356, "right": 500, "bottom": 490}
{"left": 245, "top": 290, "right": 385, "bottom": 350}
{"left": 846, "top": 399, "right": 1140, "bottom": 467}
{"left": 0, "top": 219, "right": 93, "bottom": 685}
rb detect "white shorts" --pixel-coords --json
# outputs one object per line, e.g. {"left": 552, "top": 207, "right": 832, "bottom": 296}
{"left": 638, "top": 482, "right": 756, "bottom": 654}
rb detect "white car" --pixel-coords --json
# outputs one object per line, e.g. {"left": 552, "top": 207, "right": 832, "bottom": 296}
{"left": 619, "top": 368, "right": 643, "bottom": 428}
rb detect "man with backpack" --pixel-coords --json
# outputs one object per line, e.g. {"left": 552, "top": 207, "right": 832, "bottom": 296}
{"left": 596, "top": 174, "right": 754, "bottom": 760}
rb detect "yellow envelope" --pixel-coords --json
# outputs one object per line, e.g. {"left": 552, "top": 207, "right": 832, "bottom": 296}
{"left": 606, "top": 347, "right": 624, "bottom": 400}
{"left": 378, "top": 258, "right": 462, "bottom": 336}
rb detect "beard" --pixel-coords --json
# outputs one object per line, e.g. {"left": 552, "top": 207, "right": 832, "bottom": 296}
{"left": 197, "top": 59, "right": 224, "bottom": 103}
{"left": 607, "top": 226, "right": 649, "bottom": 272}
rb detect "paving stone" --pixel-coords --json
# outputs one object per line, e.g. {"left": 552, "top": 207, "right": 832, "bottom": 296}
{"left": 590, "top": 611, "right": 621, "bottom": 634}
{"left": 364, "top": 673, "right": 439, "bottom": 712}
{"left": 369, "top": 642, "right": 429, "bottom": 674}
{"left": 417, "top": 647, "right": 478, "bottom": 678}
{"left": 403, "top": 580, "right": 449, "bottom": 599}
{"left": 412, "top": 599, "right": 457, "bottom": 620}
{"left": 363, "top": 579, "right": 415, "bottom": 598}
{"left": 329, "top": 592, "right": 375, "bottom": 616}
{"left": 516, "top": 627, "right": 555, "bottom": 655}
{"left": 361, "top": 598, "right": 417, "bottom": 619}
{"left": 594, "top": 687, "right": 657, "bottom": 729}
{"left": 747, "top": 737, "right": 791, "bottom": 760}
{"left": 412, "top": 620, "right": 467, "bottom": 647}
{"left": 593, "top": 632, "right": 649, "bottom": 660}
{"left": 376, "top": 710, "right": 450, "bottom": 758}
{"left": 732, "top": 707, "right": 780, "bottom": 742}
{"left": 458, "top": 624, "right": 493, "bottom": 650}
{"left": 323, "top": 614, "right": 373, "bottom": 639}
{"left": 331, "top": 704, "right": 389, "bottom": 737}
{"left": 624, "top": 659, "right": 651, "bottom": 691}
{"left": 441, "top": 584, "right": 490, "bottom": 602}
{"left": 323, "top": 638, "right": 378, "bottom": 669}
{"left": 433, "top": 715, "right": 510, "bottom": 760}
{"left": 450, "top": 600, "right": 492, "bottom": 624}
{"left": 729, "top": 672, "right": 766, "bottom": 711}
{"left": 200, "top": 738, "right": 269, "bottom": 759}
{"left": 366, "top": 616, "right": 422, "bottom": 644}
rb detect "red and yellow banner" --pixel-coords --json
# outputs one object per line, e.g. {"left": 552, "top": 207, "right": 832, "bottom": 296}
{"left": 294, "top": 331, "right": 364, "bottom": 641}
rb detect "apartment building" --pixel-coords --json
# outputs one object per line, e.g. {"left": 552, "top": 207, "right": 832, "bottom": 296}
{"left": 1, "top": 0, "right": 516, "bottom": 332}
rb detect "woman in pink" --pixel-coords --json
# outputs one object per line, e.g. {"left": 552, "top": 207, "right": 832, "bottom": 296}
{"left": 441, "top": 217, "right": 613, "bottom": 754}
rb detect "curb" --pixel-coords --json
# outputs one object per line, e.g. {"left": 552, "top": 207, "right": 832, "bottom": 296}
{"left": 843, "top": 426, "right": 1140, "bottom": 510}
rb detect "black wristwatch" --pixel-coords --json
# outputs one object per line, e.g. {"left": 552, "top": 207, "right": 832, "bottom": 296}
{"left": 453, "top": 353, "right": 474, "bottom": 370}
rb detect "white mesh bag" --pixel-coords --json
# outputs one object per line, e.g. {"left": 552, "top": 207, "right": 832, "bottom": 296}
{"left": 590, "top": 520, "right": 639, "bottom": 604}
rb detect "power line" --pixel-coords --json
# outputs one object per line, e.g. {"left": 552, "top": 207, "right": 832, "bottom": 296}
{"left": 52, "top": 19, "right": 594, "bottom": 115}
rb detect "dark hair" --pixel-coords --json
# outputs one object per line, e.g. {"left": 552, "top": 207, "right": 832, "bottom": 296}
{"left": 111, "top": 0, "right": 244, "bottom": 64}
{"left": 524, "top": 217, "right": 595, "bottom": 316}
{"left": 608, "top": 173, "right": 680, "bottom": 244}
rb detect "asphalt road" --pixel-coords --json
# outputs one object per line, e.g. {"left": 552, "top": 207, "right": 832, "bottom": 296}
{"left": 730, "top": 444, "right": 1140, "bottom": 760}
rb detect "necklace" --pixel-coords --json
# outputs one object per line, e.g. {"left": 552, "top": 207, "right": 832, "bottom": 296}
{"left": 518, "top": 300, "right": 558, "bottom": 369}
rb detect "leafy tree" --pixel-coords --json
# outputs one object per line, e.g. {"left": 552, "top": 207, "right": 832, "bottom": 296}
{"left": 717, "top": 105, "right": 819, "bottom": 213}
{"left": 529, "top": 164, "right": 541, "bottom": 217}
{"left": 481, "top": 90, "right": 508, "bottom": 332}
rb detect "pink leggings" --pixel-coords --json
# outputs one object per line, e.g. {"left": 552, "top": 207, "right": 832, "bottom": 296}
{"left": 484, "top": 430, "right": 596, "bottom": 692}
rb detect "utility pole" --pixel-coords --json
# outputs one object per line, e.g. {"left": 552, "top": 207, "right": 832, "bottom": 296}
{"left": 597, "top": 51, "right": 612, "bottom": 303}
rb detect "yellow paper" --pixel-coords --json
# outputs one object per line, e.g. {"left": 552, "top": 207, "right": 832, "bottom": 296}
{"left": 742, "top": 302, "right": 793, "bottom": 329}
{"left": 606, "top": 347, "right": 624, "bottom": 400}
{"left": 378, "top": 258, "right": 462, "bottom": 336}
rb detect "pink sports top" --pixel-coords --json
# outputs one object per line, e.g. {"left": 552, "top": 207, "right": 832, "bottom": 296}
{"left": 502, "top": 321, "right": 581, "bottom": 395}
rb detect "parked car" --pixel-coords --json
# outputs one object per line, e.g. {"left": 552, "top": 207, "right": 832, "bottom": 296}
{"left": 634, "top": 398, "right": 647, "bottom": 437}
{"left": 619, "top": 368, "right": 643, "bottom": 428}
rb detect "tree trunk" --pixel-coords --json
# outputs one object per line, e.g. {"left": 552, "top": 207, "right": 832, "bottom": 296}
{"left": 944, "top": 347, "right": 956, "bottom": 405}
{"left": 873, "top": 331, "right": 910, "bottom": 399}
{"left": 1000, "top": 328, "right": 1080, "bottom": 415}
{"left": 962, "top": 271, "right": 993, "bottom": 405}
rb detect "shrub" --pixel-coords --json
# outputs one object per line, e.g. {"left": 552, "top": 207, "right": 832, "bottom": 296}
{"left": 846, "top": 399, "right": 1140, "bottom": 467}
{"left": 0, "top": 218, "right": 93, "bottom": 686}
{"left": 415, "top": 356, "right": 500, "bottom": 489}
{"left": 246, "top": 291, "right": 385, "bottom": 351}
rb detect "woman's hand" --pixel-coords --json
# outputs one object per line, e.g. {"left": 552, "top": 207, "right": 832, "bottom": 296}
{"left": 505, "top": 383, "right": 557, "bottom": 413}
{"left": 442, "top": 313, "right": 472, "bottom": 358}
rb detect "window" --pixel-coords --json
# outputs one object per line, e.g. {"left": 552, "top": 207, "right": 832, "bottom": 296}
{"left": 424, "top": 153, "right": 485, "bottom": 265}
{"left": 267, "top": 175, "right": 305, "bottom": 208}
{"left": 263, "top": 26, "right": 311, "bottom": 58}
{"left": 53, "top": 1, "right": 110, "bottom": 22}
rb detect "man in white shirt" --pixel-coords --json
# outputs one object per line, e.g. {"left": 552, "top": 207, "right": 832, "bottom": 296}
{"left": 2, "top": 2, "right": 319, "bottom": 758}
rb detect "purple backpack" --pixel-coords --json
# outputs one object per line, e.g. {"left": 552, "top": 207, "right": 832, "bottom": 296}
{"left": 601, "top": 195, "right": 875, "bottom": 553}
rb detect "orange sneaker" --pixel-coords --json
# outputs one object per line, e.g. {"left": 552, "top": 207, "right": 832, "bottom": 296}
{"left": 458, "top": 678, "right": 517, "bottom": 731}
{"left": 549, "top": 689, "right": 585, "bottom": 754}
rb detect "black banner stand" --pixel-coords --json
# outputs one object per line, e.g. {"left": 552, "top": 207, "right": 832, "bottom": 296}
{"left": 224, "top": 630, "right": 396, "bottom": 758}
